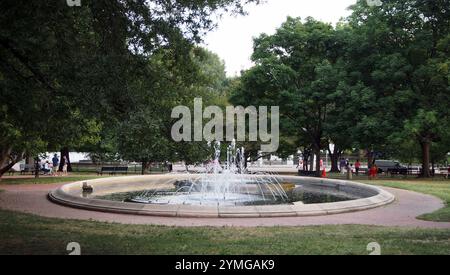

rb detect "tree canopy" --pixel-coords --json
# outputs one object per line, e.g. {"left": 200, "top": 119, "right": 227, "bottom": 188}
{"left": 0, "top": 0, "right": 257, "bottom": 177}
{"left": 231, "top": 0, "right": 450, "bottom": 176}
{"left": 1, "top": 0, "right": 449, "bottom": 178}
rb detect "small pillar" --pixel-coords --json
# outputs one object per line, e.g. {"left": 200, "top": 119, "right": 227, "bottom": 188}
{"left": 347, "top": 167, "right": 353, "bottom": 180}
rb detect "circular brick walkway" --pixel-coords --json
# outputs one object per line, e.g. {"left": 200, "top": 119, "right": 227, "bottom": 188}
{"left": 1, "top": 183, "right": 449, "bottom": 228}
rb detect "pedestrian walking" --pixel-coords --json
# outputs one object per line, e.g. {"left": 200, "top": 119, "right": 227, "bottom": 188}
{"left": 62, "top": 156, "right": 69, "bottom": 176}
{"left": 52, "top": 154, "right": 59, "bottom": 176}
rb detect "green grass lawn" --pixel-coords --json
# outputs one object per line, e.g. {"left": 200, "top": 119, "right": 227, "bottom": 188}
{"left": 0, "top": 209, "right": 449, "bottom": 255}
{"left": 0, "top": 172, "right": 169, "bottom": 185}
{"left": 0, "top": 174, "right": 106, "bottom": 185}
{"left": 0, "top": 175, "right": 449, "bottom": 255}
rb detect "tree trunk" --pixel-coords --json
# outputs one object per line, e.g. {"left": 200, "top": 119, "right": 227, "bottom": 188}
{"left": 0, "top": 162, "right": 15, "bottom": 179}
{"left": 34, "top": 157, "right": 40, "bottom": 179}
{"left": 330, "top": 153, "right": 339, "bottom": 173}
{"left": 0, "top": 148, "right": 10, "bottom": 167}
{"left": 302, "top": 151, "right": 310, "bottom": 171}
{"left": 59, "top": 147, "right": 72, "bottom": 172}
{"left": 0, "top": 149, "right": 25, "bottom": 179}
{"left": 367, "top": 149, "right": 374, "bottom": 168}
{"left": 0, "top": 147, "right": 12, "bottom": 179}
{"left": 141, "top": 160, "right": 147, "bottom": 175}
{"left": 420, "top": 141, "right": 431, "bottom": 178}
{"left": 328, "top": 147, "right": 341, "bottom": 173}
{"left": 314, "top": 147, "right": 321, "bottom": 177}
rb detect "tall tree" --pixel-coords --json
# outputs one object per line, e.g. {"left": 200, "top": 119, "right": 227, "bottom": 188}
{"left": 234, "top": 17, "right": 364, "bottom": 176}
{"left": 348, "top": 0, "right": 450, "bottom": 177}
{"left": 115, "top": 47, "right": 227, "bottom": 170}
{"left": 0, "top": 0, "right": 259, "bottom": 178}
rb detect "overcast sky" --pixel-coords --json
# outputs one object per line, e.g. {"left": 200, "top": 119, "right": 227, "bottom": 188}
{"left": 203, "top": 0, "right": 357, "bottom": 76}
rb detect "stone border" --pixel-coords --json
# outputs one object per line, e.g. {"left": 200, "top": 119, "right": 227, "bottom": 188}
{"left": 48, "top": 175, "right": 395, "bottom": 218}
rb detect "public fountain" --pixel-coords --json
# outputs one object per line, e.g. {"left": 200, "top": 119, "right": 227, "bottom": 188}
{"left": 49, "top": 141, "right": 395, "bottom": 218}
{"left": 129, "top": 140, "right": 289, "bottom": 207}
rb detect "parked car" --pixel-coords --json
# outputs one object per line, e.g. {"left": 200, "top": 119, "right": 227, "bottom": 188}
{"left": 375, "top": 160, "right": 408, "bottom": 175}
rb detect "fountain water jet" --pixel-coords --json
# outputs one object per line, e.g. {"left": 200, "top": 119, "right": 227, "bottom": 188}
{"left": 129, "top": 141, "right": 289, "bottom": 207}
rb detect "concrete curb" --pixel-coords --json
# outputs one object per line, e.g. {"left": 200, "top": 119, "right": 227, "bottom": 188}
{"left": 48, "top": 175, "right": 395, "bottom": 218}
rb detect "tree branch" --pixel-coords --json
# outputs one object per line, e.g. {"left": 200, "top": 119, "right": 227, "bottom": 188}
{"left": 0, "top": 36, "right": 56, "bottom": 93}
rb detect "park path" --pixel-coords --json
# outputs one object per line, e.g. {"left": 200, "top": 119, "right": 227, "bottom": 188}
{"left": 1, "top": 182, "right": 450, "bottom": 228}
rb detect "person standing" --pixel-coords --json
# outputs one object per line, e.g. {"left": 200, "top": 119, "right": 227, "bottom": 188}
{"left": 52, "top": 154, "right": 59, "bottom": 176}
{"left": 369, "top": 164, "right": 378, "bottom": 180}
{"left": 297, "top": 159, "right": 304, "bottom": 171}
{"left": 347, "top": 163, "right": 353, "bottom": 180}
{"left": 34, "top": 157, "right": 41, "bottom": 178}
{"left": 355, "top": 160, "right": 361, "bottom": 176}
{"left": 343, "top": 159, "right": 350, "bottom": 176}
{"left": 339, "top": 158, "right": 346, "bottom": 175}
{"left": 62, "top": 156, "right": 69, "bottom": 176}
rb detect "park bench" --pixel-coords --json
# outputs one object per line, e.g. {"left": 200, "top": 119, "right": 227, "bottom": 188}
{"left": 97, "top": 166, "right": 129, "bottom": 176}
{"left": 20, "top": 164, "right": 36, "bottom": 175}
{"left": 387, "top": 167, "right": 408, "bottom": 176}
{"left": 7, "top": 169, "right": 17, "bottom": 176}
{"left": 114, "top": 167, "right": 129, "bottom": 175}
{"left": 98, "top": 167, "right": 115, "bottom": 175}
{"left": 19, "top": 164, "right": 53, "bottom": 176}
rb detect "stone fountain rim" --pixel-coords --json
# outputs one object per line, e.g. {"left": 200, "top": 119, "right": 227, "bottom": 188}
{"left": 48, "top": 174, "right": 395, "bottom": 218}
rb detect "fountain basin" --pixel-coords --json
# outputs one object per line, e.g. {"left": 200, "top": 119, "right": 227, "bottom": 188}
{"left": 48, "top": 174, "right": 395, "bottom": 218}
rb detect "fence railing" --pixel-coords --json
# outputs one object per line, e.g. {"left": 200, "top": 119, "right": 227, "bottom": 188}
{"left": 70, "top": 163, "right": 169, "bottom": 174}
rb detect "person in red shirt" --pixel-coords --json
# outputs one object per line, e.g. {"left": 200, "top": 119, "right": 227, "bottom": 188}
{"left": 369, "top": 165, "right": 378, "bottom": 180}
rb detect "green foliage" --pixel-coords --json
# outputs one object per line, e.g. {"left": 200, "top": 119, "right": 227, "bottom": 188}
{"left": 113, "top": 47, "right": 228, "bottom": 167}
{"left": 0, "top": 0, "right": 259, "bottom": 173}
{"left": 1, "top": 0, "right": 449, "bottom": 174}
{"left": 348, "top": 0, "right": 450, "bottom": 174}
{"left": 231, "top": 17, "right": 368, "bottom": 171}
{"left": 231, "top": 1, "right": 450, "bottom": 175}
{"left": 1, "top": 175, "right": 104, "bottom": 185}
